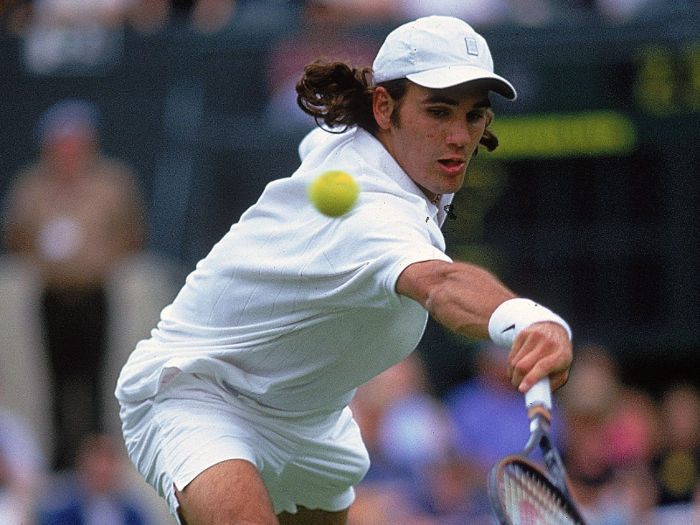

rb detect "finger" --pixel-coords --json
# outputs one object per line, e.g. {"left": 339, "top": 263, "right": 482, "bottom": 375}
{"left": 508, "top": 326, "right": 556, "bottom": 374}
{"left": 509, "top": 324, "right": 572, "bottom": 392}
{"left": 508, "top": 331, "right": 550, "bottom": 390}
{"left": 517, "top": 352, "right": 568, "bottom": 393}
{"left": 549, "top": 368, "right": 570, "bottom": 391}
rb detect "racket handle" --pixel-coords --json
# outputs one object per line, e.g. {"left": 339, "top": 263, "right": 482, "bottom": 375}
{"left": 525, "top": 376, "right": 552, "bottom": 422}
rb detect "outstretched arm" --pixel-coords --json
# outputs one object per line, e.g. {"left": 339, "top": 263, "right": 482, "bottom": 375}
{"left": 396, "top": 259, "right": 572, "bottom": 392}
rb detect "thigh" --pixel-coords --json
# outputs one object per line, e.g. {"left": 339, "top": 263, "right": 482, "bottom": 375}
{"left": 278, "top": 506, "right": 348, "bottom": 525}
{"left": 123, "top": 373, "right": 267, "bottom": 520}
{"left": 176, "top": 459, "right": 278, "bottom": 525}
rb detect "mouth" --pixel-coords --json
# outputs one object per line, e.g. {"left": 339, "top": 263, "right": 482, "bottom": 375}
{"left": 437, "top": 157, "right": 466, "bottom": 175}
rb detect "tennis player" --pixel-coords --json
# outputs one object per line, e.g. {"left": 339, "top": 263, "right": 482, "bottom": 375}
{"left": 116, "top": 15, "right": 573, "bottom": 525}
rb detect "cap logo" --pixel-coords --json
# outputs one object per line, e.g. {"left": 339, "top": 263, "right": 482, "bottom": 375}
{"left": 465, "top": 37, "right": 479, "bottom": 56}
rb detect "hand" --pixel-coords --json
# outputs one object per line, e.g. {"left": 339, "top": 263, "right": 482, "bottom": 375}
{"left": 508, "top": 322, "right": 573, "bottom": 393}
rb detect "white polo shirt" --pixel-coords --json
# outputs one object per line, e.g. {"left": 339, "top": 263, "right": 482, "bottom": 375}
{"left": 116, "top": 127, "right": 453, "bottom": 415}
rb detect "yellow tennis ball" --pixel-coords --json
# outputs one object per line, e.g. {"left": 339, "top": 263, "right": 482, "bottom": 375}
{"left": 308, "top": 170, "right": 360, "bottom": 218}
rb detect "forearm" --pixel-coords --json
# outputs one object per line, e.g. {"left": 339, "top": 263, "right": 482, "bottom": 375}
{"left": 397, "top": 259, "right": 573, "bottom": 392}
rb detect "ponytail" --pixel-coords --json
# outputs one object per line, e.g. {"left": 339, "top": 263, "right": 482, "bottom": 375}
{"left": 296, "top": 61, "right": 376, "bottom": 133}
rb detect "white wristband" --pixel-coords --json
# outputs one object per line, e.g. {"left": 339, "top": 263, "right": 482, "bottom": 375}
{"left": 488, "top": 298, "right": 572, "bottom": 348}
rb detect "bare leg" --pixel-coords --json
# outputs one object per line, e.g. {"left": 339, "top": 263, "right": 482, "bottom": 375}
{"left": 278, "top": 506, "right": 349, "bottom": 525}
{"left": 175, "top": 459, "right": 279, "bottom": 525}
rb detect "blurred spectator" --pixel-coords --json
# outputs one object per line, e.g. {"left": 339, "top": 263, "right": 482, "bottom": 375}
{"left": 554, "top": 0, "right": 661, "bottom": 22}
{"left": 1, "top": 99, "right": 146, "bottom": 471}
{"left": 558, "top": 344, "right": 622, "bottom": 521}
{"left": 22, "top": 0, "right": 132, "bottom": 74}
{"left": 0, "top": 407, "right": 47, "bottom": 525}
{"left": 558, "top": 343, "right": 660, "bottom": 525}
{"left": 593, "top": 0, "right": 654, "bottom": 21}
{"left": 36, "top": 434, "right": 153, "bottom": 525}
{"left": 652, "top": 383, "right": 700, "bottom": 507}
{"left": 351, "top": 352, "right": 433, "bottom": 484}
{"left": 394, "top": 0, "right": 511, "bottom": 28}
{"left": 350, "top": 353, "right": 492, "bottom": 524}
{"left": 263, "top": 0, "right": 382, "bottom": 129}
{"left": 0, "top": 0, "right": 32, "bottom": 34}
{"left": 347, "top": 483, "right": 422, "bottom": 525}
{"left": 126, "top": 0, "right": 171, "bottom": 32}
{"left": 176, "top": 0, "right": 237, "bottom": 33}
{"left": 394, "top": 0, "right": 555, "bottom": 28}
{"left": 127, "top": 0, "right": 239, "bottom": 34}
{"left": 444, "top": 341, "right": 565, "bottom": 476}
{"left": 30, "top": 0, "right": 132, "bottom": 28}
{"left": 606, "top": 387, "right": 660, "bottom": 471}
{"left": 171, "top": 0, "right": 236, "bottom": 32}
{"left": 303, "top": 0, "right": 395, "bottom": 24}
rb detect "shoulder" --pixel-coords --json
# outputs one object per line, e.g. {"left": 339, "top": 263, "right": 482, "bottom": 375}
{"left": 7, "top": 163, "right": 45, "bottom": 190}
{"left": 90, "top": 157, "right": 142, "bottom": 201}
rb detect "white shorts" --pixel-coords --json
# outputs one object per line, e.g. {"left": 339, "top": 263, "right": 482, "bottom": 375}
{"left": 119, "top": 372, "right": 370, "bottom": 522}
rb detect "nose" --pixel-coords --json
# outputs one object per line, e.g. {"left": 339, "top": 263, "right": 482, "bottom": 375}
{"left": 445, "top": 120, "right": 471, "bottom": 148}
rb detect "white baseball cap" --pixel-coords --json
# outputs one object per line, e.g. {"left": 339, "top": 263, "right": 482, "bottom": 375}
{"left": 373, "top": 16, "right": 517, "bottom": 100}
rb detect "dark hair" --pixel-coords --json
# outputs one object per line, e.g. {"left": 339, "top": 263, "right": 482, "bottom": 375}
{"left": 296, "top": 60, "right": 499, "bottom": 152}
{"left": 36, "top": 99, "right": 101, "bottom": 146}
{"left": 296, "top": 61, "right": 376, "bottom": 133}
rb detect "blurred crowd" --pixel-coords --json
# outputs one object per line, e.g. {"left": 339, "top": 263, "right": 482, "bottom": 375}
{"left": 0, "top": 0, "right": 697, "bottom": 38}
{"left": 349, "top": 344, "right": 700, "bottom": 525}
{"left": 0, "top": 0, "right": 698, "bottom": 78}
{"left": 0, "top": 0, "right": 697, "bottom": 121}
{"left": 0, "top": 98, "right": 184, "bottom": 524}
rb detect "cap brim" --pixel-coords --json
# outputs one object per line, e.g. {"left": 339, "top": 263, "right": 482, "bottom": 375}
{"left": 407, "top": 66, "right": 517, "bottom": 100}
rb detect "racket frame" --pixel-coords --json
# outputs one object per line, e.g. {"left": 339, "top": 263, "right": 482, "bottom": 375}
{"left": 488, "top": 452, "right": 586, "bottom": 525}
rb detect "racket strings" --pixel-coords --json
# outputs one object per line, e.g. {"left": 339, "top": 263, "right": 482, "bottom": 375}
{"left": 502, "top": 464, "right": 579, "bottom": 525}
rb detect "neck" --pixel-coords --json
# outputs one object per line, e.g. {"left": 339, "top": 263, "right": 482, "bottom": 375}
{"left": 419, "top": 186, "right": 441, "bottom": 205}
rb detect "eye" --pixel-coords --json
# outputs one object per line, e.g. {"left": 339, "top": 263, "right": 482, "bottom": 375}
{"left": 467, "top": 110, "right": 488, "bottom": 124}
{"left": 427, "top": 107, "right": 450, "bottom": 118}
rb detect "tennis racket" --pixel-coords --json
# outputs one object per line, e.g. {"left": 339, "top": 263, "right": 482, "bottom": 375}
{"left": 488, "top": 377, "right": 587, "bottom": 525}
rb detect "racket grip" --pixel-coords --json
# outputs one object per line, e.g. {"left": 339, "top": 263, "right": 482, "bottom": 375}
{"left": 525, "top": 376, "right": 552, "bottom": 419}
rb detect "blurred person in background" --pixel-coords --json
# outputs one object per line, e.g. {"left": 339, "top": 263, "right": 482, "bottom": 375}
{"left": 350, "top": 353, "right": 493, "bottom": 524}
{"left": 0, "top": 406, "right": 47, "bottom": 525}
{"left": 394, "top": 0, "right": 555, "bottom": 28}
{"left": 169, "top": 0, "right": 236, "bottom": 32}
{"left": 300, "top": 0, "right": 395, "bottom": 25}
{"left": 0, "top": 0, "right": 32, "bottom": 34}
{"left": 37, "top": 434, "right": 153, "bottom": 525}
{"left": 349, "top": 353, "right": 447, "bottom": 524}
{"left": 22, "top": 0, "right": 134, "bottom": 74}
{"left": 555, "top": 0, "right": 663, "bottom": 22}
{"left": 558, "top": 343, "right": 660, "bottom": 525}
{"left": 652, "top": 383, "right": 700, "bottom": 511}
{"left": 1, "top": 99, "right": 146, "bottom": 472}
{"left": 264, "top": 0, "right": 383, "bottom": 129}
{"left": 445, "top": 341, "right": 566, "bottom": 475}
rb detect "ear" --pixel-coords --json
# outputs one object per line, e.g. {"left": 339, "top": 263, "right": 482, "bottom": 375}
{"left": 485, "top": 108, "right": 494, "bottom": 128}
{"left": 372, "top": 87, "right": 393, "bottom": 131}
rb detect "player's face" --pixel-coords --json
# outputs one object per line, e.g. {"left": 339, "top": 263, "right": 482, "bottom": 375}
{"left": 374, "top": 82, "right": 492, "bottom": 203}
